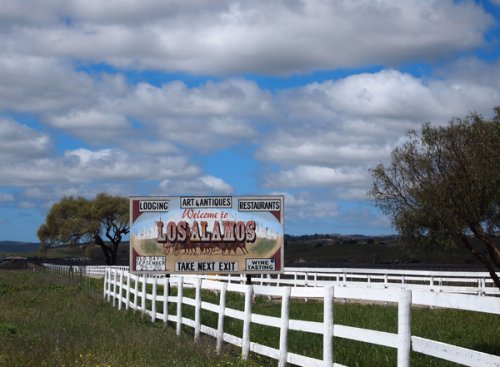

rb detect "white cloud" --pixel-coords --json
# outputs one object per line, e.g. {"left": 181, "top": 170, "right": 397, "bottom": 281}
{"left": 159, "top": 175, "right": 233, "bottom": 195}
{"left": 0, "top": 1, "right": 492, "bottom": 75}
{"left": 121, "top": 79, "right": 273, "bottom": 151}
{"left": 37, "top": 78, "right": 271, "bottom": 151}
{"left": 0, "top": 158, "right": 65, "bottom": 186}
{"left": 0, "top": 119, "right": 52, "bottom": 159}
{"left": 48, "top": 110, "right": 131, "bottom": 141}
{"left": 0, "top": 193, "right": 15, "bottom": 202}
{"left": 258, "top": 132, "right": 393, "bottom": 167}
{"left": 270, "top": 191, "right": 338, "bottom": 221}
{"left": 0, "top": 56, "right": 97, "bottom": 114}
{"left": 0, "top": 143, "right": 201, "bottom": 186}
{"left": 1, "top": 1, "right": 498, "bottom": 238}
{"left": 63, "top": 148, "right": 200, "bottom": 182}
{"left": 260, "top": 67, "right": 500, "bottom": 167}
{"left": 265, "top": 166, "right": 366, "bottom": 188}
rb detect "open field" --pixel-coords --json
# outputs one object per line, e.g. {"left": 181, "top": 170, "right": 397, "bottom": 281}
{"left": 2, "top": 235, "right": 491, "bottom": 271}
{"left": 160, "top": 285, "right": 500, "bottom": 367}
{"left": 0, "top": 270, "right": 258, "bottom": 367}
{"left": 1, "top": 269, "right": 499, "bottom": 366}
{"left": 284, "top": 235, "right": 491, "bottom": 269}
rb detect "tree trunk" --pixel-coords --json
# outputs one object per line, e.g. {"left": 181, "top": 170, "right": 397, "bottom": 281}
{"left": 461, "top": 236, "right": 500, "bottom": 290}
{"left": 94, "top": 234, "right": 114, "bottom": 265}
{"left": 470, "top": 225, "right": 500, "bottom": 268}
{"left": 110, "top": 242, "right": 118, "bottom": 265}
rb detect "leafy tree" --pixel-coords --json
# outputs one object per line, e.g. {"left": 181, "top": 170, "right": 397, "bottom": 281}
{"left": 38, "top": 193, "right": 129, "bottom": 265}
{"left": 369, "top": 107, "right": 500, "bottom": 288}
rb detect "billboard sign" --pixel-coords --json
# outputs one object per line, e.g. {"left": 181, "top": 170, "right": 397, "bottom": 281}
{"left": 129, "top": 195, "right": 284, "bottom": 274}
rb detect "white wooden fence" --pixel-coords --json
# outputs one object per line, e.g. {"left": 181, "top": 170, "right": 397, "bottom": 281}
{"left": 43, "top": 264, "right": 499, "bottom": 296}
{"left": 98, "top": 268, "right": 500, "bottom": 367}
{"left": 42, "top": 264, "right": 500, "bottom": 366}
{"left": 279, "top": 267, "right": 500, "bottom": 296}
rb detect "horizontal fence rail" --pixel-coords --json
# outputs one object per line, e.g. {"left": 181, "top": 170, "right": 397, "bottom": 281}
{"left": 43, "top": 264, "right": 499, "bottom": 296}
{"left": 43, "top": 264, "right": 500, "bottom": 367}
{"left": 214, "top": 268, "right": 500, "bottom": 297}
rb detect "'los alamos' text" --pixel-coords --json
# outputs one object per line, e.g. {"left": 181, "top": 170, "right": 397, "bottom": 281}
{"left": 156, "top": 220, "right": 257, "bottom": 243}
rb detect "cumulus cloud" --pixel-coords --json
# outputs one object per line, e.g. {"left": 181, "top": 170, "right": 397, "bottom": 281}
{"left": 255, "top": 65, "right": 500, "bottom": 209}
{"left": 0, "top": 139, "right": 201, "bottom": 186}
{"left": 125, "top": 79, "right": 272, "bottom": 150}
{"left": 0, "top": 193, "right": 15, "bottom": 202}
{"left": 0, "top": 119, "right": 52, "bottom": 159}
{"left": 48, "top": 110, "right": 131, "bottom": 142}
{"left": 18, "top": 183, "right": 135, "bottom": 210}
{"left": 265, "top": 166, "right": 366, "bottom": 188}
{"left": 0, "top": 0, "right": 492, "bottom": 75}
{"left": 258, "top": 131, "right": 393, "bottom": 167}
{"left": 0, "top": 56, "right": 98, "bottom": 114}
{"left": 0, "top": 1, "right": 499, "bottom": 238}
{"left": 269, "top": 191, "right": 338, "bottom": 223}
{"left": 63, "top": 148, "right": 200, "bottom": 182}
{"left": 0, "top": 158, "right": 63, "bottom": 186}
{"left": 159, "top": 175, "right": 233, "bottom": 195}
{"left": 23, "top": 77, "right": 271, "bottom": 151}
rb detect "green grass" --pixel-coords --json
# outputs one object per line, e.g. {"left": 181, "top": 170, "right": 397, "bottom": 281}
{"left": 2, "top": 270, "right": 498, "bottom": 366}
{"left": 0, "top": 270, "right": 259, "bottom": 367}
{"left": 164, "top": 287, "right": 499, "bottom": 367}
{"left": 253, "top": 239, "right": 278, "bottom": 256}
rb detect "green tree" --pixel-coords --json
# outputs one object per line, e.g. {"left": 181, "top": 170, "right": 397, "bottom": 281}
{"left": 38, "top": 193, "right": 129, "bottom": 265}
{"left": 369, "top": 107, "right": 500, "bottom": 289}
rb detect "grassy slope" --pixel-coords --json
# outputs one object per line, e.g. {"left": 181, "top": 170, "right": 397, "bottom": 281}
{"left": 0, "top": 271, "right": 498, "bottom": 366}
{"left": 0, "top": 270, "right": 258, "bottom": 367}
{"left": 175, "top": 288, "right": 499, "bottom": 367}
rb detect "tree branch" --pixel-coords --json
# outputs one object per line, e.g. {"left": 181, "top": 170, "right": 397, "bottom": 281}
{"left": 461, "top": 235, "right": 500, "bottom": 290}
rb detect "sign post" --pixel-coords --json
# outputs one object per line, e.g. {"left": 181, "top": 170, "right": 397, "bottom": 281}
{"left": 129, "top": 195, "right": 284, "bottom": 275}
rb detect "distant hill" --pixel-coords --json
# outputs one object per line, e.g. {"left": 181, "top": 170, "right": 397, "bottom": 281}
{"left": 0, "top": 241, "right": 40, "bottom": 254}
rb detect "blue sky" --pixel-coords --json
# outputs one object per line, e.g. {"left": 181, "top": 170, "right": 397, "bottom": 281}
{"left": 1, "top": 0, "right": 500, "bottom": 242}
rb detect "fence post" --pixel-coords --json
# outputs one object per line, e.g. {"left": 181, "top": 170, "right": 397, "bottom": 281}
{"left": 163, "top": 277, "right": 169, "bottom": 326}
{"left": 133, "top": 275, "right": 139, "bottom": 311}
{"left": 112, "top": 269, "right": 117, "bottom": 307}
{"left": 141, "top": 276, "right": 147, "bottom": 317}
{"left": 397, "top": 289, "right": 412, "bottom": 367}
{"left": 323, "top": 286, "right": 334, "bottom": 367}
{"left": 216, "top": 282, "right": 228, "bottom": 355}
{"left": 278, "top": 286, "right": 291, "bottom": 367}
{"left": 176, "top": 277, "right": 184, "bottom": 336}
{"left": 103, "top": 268, "right": 108, "bottom": 301}
{"left": 126, "top": 271, "right": 131, "bottom": 310}
{"left": 152, "top": 277, "right": 158, "bottom": 322}
{"left": 242, "top": 283, "right": 253, "bottom": 360}
{"left": 118, "top": 270, "right": 124, "bottom": 311}
{"left": 194, "top": 278, "right": 202, "bottom": 342}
